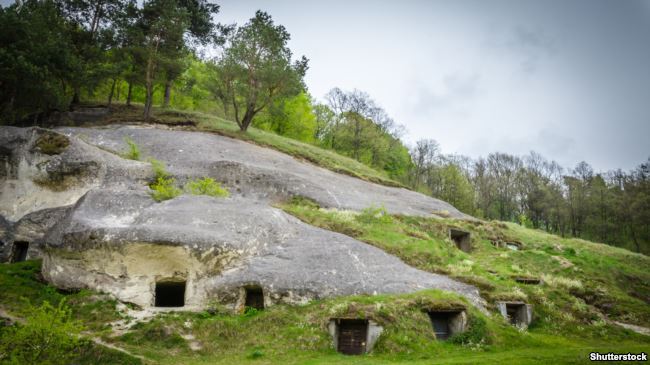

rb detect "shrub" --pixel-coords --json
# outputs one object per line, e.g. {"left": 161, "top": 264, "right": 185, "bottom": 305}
{"left": 123, "top": 137, "right": 141, "bottom": 161}
{"left": 185, "top": 177, "right": 229, "bottom": 198}
{"left": 149, "top": 158, "right": 169, "bottom": 180}
{"left": 150, "top": 177, "right": 181, "bottom": 202}
{"left": 0, "top": 300, "right": 83, "bottom": 365}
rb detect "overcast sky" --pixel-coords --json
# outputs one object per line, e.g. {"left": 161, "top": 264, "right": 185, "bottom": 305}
{"left": 2, "top": 0, "right": 647, "bottom": 171}
{"left": 216, "top": 0, "right": 650, "bottom": 172}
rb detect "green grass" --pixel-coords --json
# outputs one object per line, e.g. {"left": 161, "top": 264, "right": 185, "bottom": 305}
{"left": 99, "top": 104, "right": 403, "bottom": 188}
{"left": 279, "top": 202, "right": 650, "bottom": 331}
{"left": 1, "top": 253, "right": 648, "bottom": 365}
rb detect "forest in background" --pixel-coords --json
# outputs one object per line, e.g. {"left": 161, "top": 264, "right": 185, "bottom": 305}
{"left": 0, "top": 0, "right": 648, "bottom": 254}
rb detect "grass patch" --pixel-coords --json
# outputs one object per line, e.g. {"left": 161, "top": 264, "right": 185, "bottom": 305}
{"left": 280, "top": 202, "right": 650, "bottom": 333}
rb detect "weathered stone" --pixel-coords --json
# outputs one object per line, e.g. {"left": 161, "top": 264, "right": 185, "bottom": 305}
{"left": 42, "top": 189, "right": 484, "bottom": 310}
{"left": 58, "top": 126, "right": 473, "bottom": 219}
{"left": 1, "top": 124, "right": 485, "bottom": 314}
{"left": 0, "top": 127, "right": 150, "bottom": 221}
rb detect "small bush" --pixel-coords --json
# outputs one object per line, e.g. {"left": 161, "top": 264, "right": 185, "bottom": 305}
{"left": 123, "top": 137, "right": 141, "bottom": 160}
{"left": 150, "top": 177, "right": 181, "bottom": 202}
{"left": 185, "top": 177, "right": 229, "bottom": 198}
{"left": 0, "top": 300, "right": 83, "bottom": 365}
{"left": 149, "top": 158, "right": 170, "bottom": 180}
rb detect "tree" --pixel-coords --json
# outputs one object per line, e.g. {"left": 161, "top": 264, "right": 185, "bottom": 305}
{"left": 137, "top": 0, "right": 220, "bottom": 121}
{"left": 214, "top": 10, "right": 308, "bottom": 131}
{"left": 0, "top": 0, "right": 79, "bottom": 123}
{"left": 254, "top": 92, "right": 317, "bottom": 142}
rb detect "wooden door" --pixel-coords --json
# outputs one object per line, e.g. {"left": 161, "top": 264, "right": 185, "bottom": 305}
{"left": 338, "top": 320, "right": 367, "bottom": 355}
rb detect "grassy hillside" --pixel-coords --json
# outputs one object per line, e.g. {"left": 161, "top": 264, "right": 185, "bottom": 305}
{"left": 1, "top": 206, "right": 648, "bottom": 364}
{"left": 96, "top": 104, "right": 403, "bottom": 188}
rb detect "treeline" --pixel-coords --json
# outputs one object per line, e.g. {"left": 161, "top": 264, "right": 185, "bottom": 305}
{"left": 410, "top": 142, "right": 650, "bottom": 254}
{"left": 0, "top": 1, "right": 647, "bottom": 254}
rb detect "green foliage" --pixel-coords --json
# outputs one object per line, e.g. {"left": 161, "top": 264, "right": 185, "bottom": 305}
{"left": 213, "top": 10, "right": 308, "bottom": 131}
{"left": 147, "top": 158, "right": 180, "bottom": 201}
{"left": 185, "top": 177, "right": 229, "bottom": 198}
{"left": 254, "top": 92, "right": 317, "bottom": 142}
{"left": 0, "top": 300, "right": 83, "bottom": 365}
{"left": 149, "top": 158, "right": 170, "bottom": 180}
{"left": 150, "top": 176, "right": 181, "bottom": 202}
{"left": 0, "top": 0, "right": 80, "bottom": 123}
{"left": 123, "top": 137, "right": 141, "bottom": 160}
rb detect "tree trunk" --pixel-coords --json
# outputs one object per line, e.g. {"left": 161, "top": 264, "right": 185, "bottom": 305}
{"left": 126, "top": 82, "right": 133, "bottom": 106}
{"left": 70, "top": 86, "right": 80, "bottom": 109}
{"left": 143, "top": 35, "right": 161, "bottom": 122}
{"left": 144, "top": 82, "right": 153, "bottom": 121}
{"left": 163, "top": 80, "right": 172, "bottom": 108}
{"left": 239, "top": 107, "right": 255, "bottom": 131}
{"left": 107, "top": 78, "right": 117, "bottom": 106}
{"left": 116, "top": 80, "right": 121, "bottom": 101}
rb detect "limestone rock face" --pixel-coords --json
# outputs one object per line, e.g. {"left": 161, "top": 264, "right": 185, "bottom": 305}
{"left": 58, "top": 126, "right": 471, "bottom": 219}
{"left": 42, "top": 189, "right": 484, "bottom": 310}
{"left": 1, "top": 125, "right": 483, "bottom": 312}
{"left": 0, "top": 127, "right": 150, "bottom": 221}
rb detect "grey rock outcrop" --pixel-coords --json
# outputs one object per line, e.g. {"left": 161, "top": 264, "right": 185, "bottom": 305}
{"left": 0, "top": 127, "right": 150, "bottom": 221}
{"left": 1, "top": 125, "right": 484, "bottom": 313}
{"left": 42, "top": 189, "right": 484, "bottom": 310}
{"left": 58, "top": 126, "right": 471, "bottom": 219}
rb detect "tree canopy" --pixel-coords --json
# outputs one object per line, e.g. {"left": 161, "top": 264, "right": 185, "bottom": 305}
{"left": 213, "top": 10, "right": 308, "bottom": 131}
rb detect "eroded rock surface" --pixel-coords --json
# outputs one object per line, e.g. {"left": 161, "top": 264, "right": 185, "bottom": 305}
{"left": 58, "top": 126, "right": 470, "bottom": 219}
{"left": 1, "top": 125, "right": 483, "bottom": 312}
{"left": 0, "top": 127, "right": 150, "bottom": 221}
{"left": 43, "top": 189, "right": 484, "bottom": 310}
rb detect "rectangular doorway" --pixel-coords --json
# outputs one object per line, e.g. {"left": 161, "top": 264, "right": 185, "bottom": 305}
{"left": 11, "top": 241, "right": 29, "bottom": 262}
{"left": 337, "top": 319, "right": 368, "bottom": 355}
{"left": 154, "top": 281, "right": 186, "bottom": 307}
{"left": 244, "top": 287, "right": 264, "bottom": 310}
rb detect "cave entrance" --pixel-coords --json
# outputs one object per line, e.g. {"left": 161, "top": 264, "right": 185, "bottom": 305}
{"left": 154, "top": 281, "right": 186, "bottom": 307}
{"left": 514, "top": 277, "right": 541, "bottom": 285}
{"left": 337, "top": 319, "right": 368, "bottom": 355}
{"left": 449, "top": 229, "right": 471, "bottom": 252}
{"left": 427, "top": 310, "right": 464, "bottom": 340}
{"left": 244, "top": 286, "right": 264, "bottom": 310}
{"left": 506, "top": 303, "right": 527, "bottom": 326}
{"left": 11, "top": 241, "right": 29, "bottom": 263}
